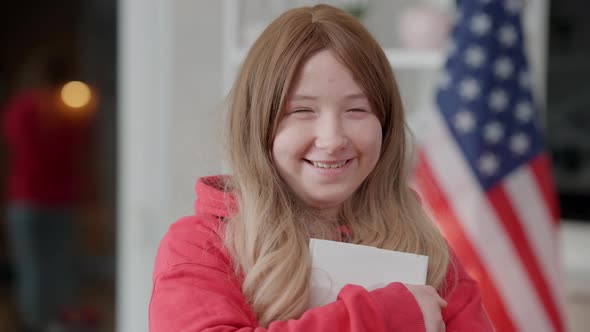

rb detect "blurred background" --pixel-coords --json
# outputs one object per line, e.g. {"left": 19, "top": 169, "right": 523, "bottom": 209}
{"left": 0, "top": 0, "right": 588, "bottom": 331}
{"left": 0, "top": 0, "right": 116, "bottom": 331}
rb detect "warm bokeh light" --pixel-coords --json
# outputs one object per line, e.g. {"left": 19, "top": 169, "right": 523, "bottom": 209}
{"left": 61, "top": 81, "right": 92, "bottom": 108}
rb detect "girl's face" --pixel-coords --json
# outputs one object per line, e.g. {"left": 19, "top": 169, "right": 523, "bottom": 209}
{"left": 272, "top": 49, "right": 382, "bottom": 217}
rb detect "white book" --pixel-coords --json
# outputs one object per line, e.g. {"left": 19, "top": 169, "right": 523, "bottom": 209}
{"left": 309, "top": 238, "right": 429, "bottom": 308}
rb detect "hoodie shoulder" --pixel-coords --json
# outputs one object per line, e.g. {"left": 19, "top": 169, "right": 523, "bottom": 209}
{"left": 153, "top": 214, "right": 229, "bottom": 281}
{"left": 194, "top": 175, "right": 237, "bottom": 219}
{"left": 153, "top": 176, "right": 237, "bottom": 281}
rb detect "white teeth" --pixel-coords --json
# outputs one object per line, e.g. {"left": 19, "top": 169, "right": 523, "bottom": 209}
{"left": 311, "top": 160, "right": 347, "bottom": 169}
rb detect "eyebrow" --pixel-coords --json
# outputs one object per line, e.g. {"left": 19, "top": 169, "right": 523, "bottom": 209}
{"left": 289, "top": 92, "right": 368, "bottom": 101}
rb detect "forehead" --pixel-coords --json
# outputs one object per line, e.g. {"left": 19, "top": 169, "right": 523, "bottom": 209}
{"left": 288, "top": 49, "right": 364, "bottom": 97}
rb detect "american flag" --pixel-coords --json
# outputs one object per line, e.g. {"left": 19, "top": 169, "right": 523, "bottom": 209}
{"left": 413, "top": 0, "right": 567, "bottom": 331}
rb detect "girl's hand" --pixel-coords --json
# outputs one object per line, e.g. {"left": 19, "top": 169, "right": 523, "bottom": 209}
{"left": 404, "top": 284, "right": 447, "bottom": 332}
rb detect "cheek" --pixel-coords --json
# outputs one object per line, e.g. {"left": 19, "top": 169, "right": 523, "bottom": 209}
{"left": 272, "top": 123, "right": 308, "bottom": 167}
{"left": 365, "top": 134, "right": 383, "bottom": 167}
{"left": 351, "top": 118, "right": 383, "bottom": 158}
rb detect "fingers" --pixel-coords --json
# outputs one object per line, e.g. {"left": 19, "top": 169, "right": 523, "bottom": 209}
{"left": 425, "top": 285, "right": 447, "bottom": 308}
{"left": 404, "top": 283, "right": 448, "bottom": 332}
{"left": 423, "top": 285, "right": 447, "bottom": 308}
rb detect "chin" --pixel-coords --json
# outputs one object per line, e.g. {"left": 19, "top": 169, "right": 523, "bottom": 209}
{"left": 307, "top": 194, "right": 349, "bottom": 210}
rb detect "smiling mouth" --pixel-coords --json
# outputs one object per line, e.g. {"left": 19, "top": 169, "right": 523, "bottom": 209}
{"left": 304, "top": 159, "right": 352, "bottom": 169}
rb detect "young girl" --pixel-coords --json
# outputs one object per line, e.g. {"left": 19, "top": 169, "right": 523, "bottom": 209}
{"left": 149, "top": 4, "right": 493, "bottom": 331}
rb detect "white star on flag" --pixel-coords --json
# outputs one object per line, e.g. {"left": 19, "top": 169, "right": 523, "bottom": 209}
{"left": 459, "top": 78, "right": 481, "bottom": 100}
{"left": 471, "top": 13, "right": 491, "bottom": 36}
{"left": 510, "top": 133, "right": 530, "bottom": 154}
{"left": 438, "top": 70, "right": 452, "bottom": 89}
{"left": 447, "top": 40, "right": 457, "bottom": 55}
{"left": 505, "top": 0, "right": 523, "bottom": 15}
{"left": 465, "top": 46, "right": 486, "bottom": 68}
{"left": 489, "top": 89, "right": 509, "bottom": 112}
{"left": 454, "top": 110, "right": 476, "bottom": 133}
{"left": 456, "top": 9, "right": 463, "bottom": 23}
{"left": 494, "top": 57, "right": 514, "bottom": 79}
{"left": 519, "top": 70, "right": 530, "bottom": 88}
{"left": 478, "top": 153, "right": 499, "bottom": 176}
{"left": 483, "top": 121, "right": 505, "bottom": 144}
{"left": 498, "top": 24, "right": 518, "bottom": 47}
{"left": 515, "top": 100, "right": 533, "bottom": 123}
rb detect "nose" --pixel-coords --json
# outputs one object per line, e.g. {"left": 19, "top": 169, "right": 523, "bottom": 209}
{"left": 314, "top": 114, "right": 349, "bottom": 154}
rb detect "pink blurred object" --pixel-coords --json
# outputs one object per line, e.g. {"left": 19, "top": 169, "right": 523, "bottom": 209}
{"left": 399, "top": 5, "right": 451, "bottom": 50}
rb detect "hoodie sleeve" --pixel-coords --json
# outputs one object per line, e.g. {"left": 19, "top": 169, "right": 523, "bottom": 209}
{"left": 149, "top": 216, "right": 425, "bottom": 332}
{"left": 441, "top": 251, "right": 494, "bottom": 331}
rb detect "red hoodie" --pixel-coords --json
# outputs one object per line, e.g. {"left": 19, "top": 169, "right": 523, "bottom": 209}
{"left": 149, "top": 176, "right": 493, "bottom": 331}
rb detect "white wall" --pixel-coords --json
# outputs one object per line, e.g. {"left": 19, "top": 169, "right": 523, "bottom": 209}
{"left": 117, "top": 1, "right": 224, "bottom": 331}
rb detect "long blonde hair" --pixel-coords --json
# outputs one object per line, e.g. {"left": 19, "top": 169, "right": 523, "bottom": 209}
{"left": 224, "top": 4, "right": 449, "bottom": 327}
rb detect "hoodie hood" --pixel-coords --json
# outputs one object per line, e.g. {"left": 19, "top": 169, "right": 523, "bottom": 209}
{"left": 194, "top": 175, "right": 237, "bottom": 218}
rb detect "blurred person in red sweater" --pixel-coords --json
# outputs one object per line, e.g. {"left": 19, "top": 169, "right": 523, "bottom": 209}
{"left": 2, "top": 54, "right": 95, "bottom": 332}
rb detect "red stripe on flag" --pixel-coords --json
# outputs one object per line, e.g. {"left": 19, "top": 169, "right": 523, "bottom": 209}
{"left": 414, "top": 151, "right": 516, "bottom": 332}
{"left": 487, "top": 184, "right": 564, "bottom": 331}
{"left": 530, "top": 153, "right": 560, "bottom": 223}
